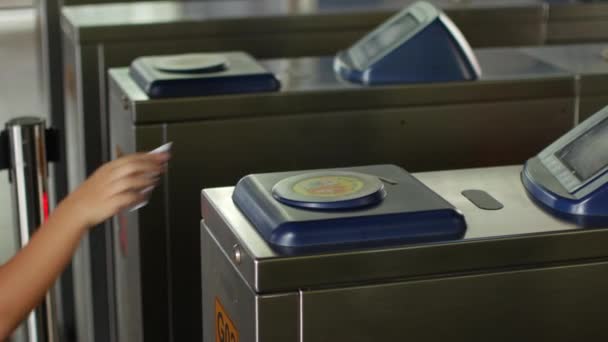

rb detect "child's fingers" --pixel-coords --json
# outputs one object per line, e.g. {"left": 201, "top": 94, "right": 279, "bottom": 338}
{"left": 152, "top": 151, "right": 171, "bottom": 162}
{"left": 108, "top": 159, "right": 165, "bottom": 182}
{"left": 108, "top": 152, "right": 170, "bottom": 171}
{"left": 107, "top": 153, "right": 150, "bottom": 169}
{"left": 108, "top": 175, "right": 160, "bottom": 196}
{"left": 111, "top": 191, "right": 148, "bottom": 213}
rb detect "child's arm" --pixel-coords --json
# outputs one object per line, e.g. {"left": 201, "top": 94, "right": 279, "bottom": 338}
{"left": 0, "top": 152, "right": 169, "bottom": 339}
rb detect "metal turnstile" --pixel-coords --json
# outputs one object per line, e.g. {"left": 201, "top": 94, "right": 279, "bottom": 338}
{"left": 60, "top": 1, "right": 556, "bottom": 341}
{"left": 201, "top": 165, "right": 608, "bottom": 341}
{"left": 107, "top": 43, "right": 608, "bottom": 342}
{"left": 31, "top": 0, "right": 608, "bottom": 340}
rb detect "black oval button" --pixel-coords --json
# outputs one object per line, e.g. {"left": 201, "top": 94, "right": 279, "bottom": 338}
{"left": 462, "top": 189, "right": 504, "bottom": 210}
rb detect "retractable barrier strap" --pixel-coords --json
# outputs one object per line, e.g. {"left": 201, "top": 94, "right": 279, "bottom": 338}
{"left": 0, "top": 130, "right": 10, "bottom": 170}
{"left": 0, "top": 126, "right": 61, "bottom": 171}
{"left": 45, "top": 128, "right": 60, "bottom": 163}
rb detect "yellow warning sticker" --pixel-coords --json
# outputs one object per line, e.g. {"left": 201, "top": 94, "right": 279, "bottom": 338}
{"left": 215, "top": 297, "right": 239, "bottom": 342}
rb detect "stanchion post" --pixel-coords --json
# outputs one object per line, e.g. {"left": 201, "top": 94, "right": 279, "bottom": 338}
{"left": 1, "top": 117, "right": 58, "bottom": 342}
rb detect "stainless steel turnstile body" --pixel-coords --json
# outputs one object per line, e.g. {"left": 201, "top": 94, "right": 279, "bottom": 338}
{"left": 107, "top": 44, "right": 608, "bottom": 342}
{"left": 201, "top": 165, "right": 608, "bottom": 341}
{"left": 61, "top": 0, "right": 550, "bottom": 181}
{"left": 60, "top": 0, "right": 608, "bottom": 191}
{"left": 55, "top": 1, "right": 608, "bottom": 340}
{"left": 60, "top": 2, "right": 552, "bottom": 340}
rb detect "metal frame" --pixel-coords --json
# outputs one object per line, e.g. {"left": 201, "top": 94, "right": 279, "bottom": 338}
{"left": 108, "top": 45, "right": 586, "bottom": 342}
{"left": 201, "top": 166, "right": 608, "bottom": 341}
{"left": 59, "top": 2, "right": 548, "bottom": 341}
{"left": 53, "top": 2, "right": 608, "bottom": 342}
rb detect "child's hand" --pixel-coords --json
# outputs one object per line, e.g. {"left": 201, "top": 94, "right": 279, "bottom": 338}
{"left": 59, "top": 152, "right": 170, "bottom": 229}
{"left": 0, "top": 151, "right": 169, "bottom": 339}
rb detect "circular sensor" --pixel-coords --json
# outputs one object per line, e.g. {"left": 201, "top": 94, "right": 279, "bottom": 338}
{"left": 154, "top": 53, "right": 228, "bottom": 73}
{"left": 272, "top": 171, "right": 386, "bottom": 210}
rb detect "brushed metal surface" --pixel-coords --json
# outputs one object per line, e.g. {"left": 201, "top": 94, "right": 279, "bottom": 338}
{"left": 110, "top": 46, "right": 576, "bottom": 342}
{"left": 201, "top": 222, "right": 299, "bottom": 342}
{"left": 109, "top": 88, "right": 169, "bottom": 342}
{"left": 201, "top": 165, "right": 608, "bottom": 293}
{"left": 110, "top": 48, "right": 573, "bottom": 125}
{"left": 63, "top": 40, "right": 112, "bottom": 342}
{"left": 202, "top": 210, "right": 608, "bottom": 342}
{"left": 61, "top": 3, "right": 608, "bottom": 342}
{"left": 300, "top": 260, "right": 608, "bottom": 341}
{"left": 521, "top": 43, "right": 608, "bottom": 121}
{"left": 548, "top": 2, "right": 608, "bottom": 43}
{"left": 62, "top": 7, "right": 552, "bottom": 337}
{"left": 522, "top": 43, "right": 608, "bottom": 76}
{"left": 201, "top": 166, "right": 608, "bottom": 342}
{"left": 61, "top": 0, "right": 545, "bottom": 44}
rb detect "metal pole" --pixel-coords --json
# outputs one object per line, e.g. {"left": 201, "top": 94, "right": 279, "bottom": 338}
{"left": 5, "top": 117, "right": 58, "bottom": 342}
{"left": 37, "top": 0, "right": 75, "bottom": 337}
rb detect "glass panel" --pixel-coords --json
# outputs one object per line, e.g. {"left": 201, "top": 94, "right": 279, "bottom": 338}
{"left": 556, "top": 117, "right": 608, "bottom": 182}
{"left": 349, "top": 13, "right": 419, "bottom": 69}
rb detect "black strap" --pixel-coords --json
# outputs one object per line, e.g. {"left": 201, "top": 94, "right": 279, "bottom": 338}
{"left": 0, "top": 130, "right": 9, "bottom": 170}
{"left": 0, "top": 127, "right": 61, "bottom": 171}
{"left": 45, "top": 128, "right": 61, "bottom": 163}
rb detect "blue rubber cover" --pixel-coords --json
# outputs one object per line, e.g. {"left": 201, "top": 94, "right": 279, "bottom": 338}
{"left": 522, "top": 157, "right": 608, "bottom": 227}
{"left": 232, "top": 165, "right": 467, "bottom": 255}
{"left": 129, "top": 52, "right": 280, "bottom": 98}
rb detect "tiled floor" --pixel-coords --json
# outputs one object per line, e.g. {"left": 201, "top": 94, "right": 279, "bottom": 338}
{"left": 0, "top": 8, "right": 43, "bottom": 264}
